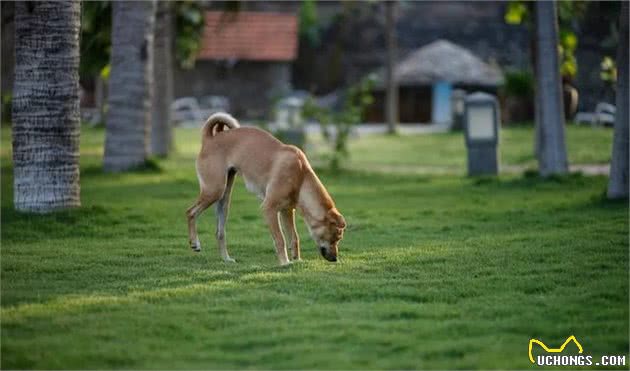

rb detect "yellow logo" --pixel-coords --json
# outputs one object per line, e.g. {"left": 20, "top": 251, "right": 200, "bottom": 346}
{"left": 528, "top": 335, "right": 584, "bottom": 363}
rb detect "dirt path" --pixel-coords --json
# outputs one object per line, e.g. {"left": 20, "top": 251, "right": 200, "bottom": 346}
{"left": 342, "top": 163, "right": 610, "bottom": 176}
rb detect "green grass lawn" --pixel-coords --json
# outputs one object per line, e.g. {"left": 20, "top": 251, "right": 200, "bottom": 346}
{"left": 1, "top": 125, "right": 627, "bottom": 369}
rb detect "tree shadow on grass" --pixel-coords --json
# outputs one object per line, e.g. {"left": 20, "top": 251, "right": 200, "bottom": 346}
{"left": 0, "top": 173, "right": 203, "bottom": 245}
{"left": 81, "top": 157, "right": 164, "bottom": 177}
{"left": 465, "top": 171, "right": 626, "bottom": 209}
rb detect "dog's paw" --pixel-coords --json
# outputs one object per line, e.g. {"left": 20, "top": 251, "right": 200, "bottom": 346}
{"left": 190, "top": 241, "right": 201, "bottom": 252}
{"left": 223, "top": 257, "right": 236, "bottom": 263}
{"left": 190, "top": 238, "right": 201, "bottom": 252}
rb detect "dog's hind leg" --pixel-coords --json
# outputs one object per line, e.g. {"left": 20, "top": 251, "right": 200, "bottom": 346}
{"left": 280, "top": 208, "right": 300, "bottom": 261}
{"left": 186, "top": 165, "right": 226, "bottom": 253}
{"left": 186, "top": 194, "right": 217, "bottom": 252}
{"left": 215, "top": 169, "right": 236, "bottom": 262}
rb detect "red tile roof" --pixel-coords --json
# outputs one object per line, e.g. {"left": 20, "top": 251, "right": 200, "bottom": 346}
{"left": 198, "top": 11, "right": 298, "bottom": 62}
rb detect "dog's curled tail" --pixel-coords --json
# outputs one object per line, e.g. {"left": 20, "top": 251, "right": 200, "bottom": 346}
{"left": 202, "top": 112, "right": 240, "bottom": 138}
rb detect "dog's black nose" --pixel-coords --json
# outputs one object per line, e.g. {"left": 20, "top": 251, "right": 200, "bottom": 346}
{"left": 320, "top": 247, "right": 337, "bottom": 262}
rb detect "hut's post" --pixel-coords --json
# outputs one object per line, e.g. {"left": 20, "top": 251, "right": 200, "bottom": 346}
{"left": 431, "top": 81, "right": 453, "bottom": 124}
{"left": 385, "top": 0, "right": 398, "bottom": 133}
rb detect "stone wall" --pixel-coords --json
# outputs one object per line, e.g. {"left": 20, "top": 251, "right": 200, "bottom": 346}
{"left": 174, "top": 61, "right": 291, "bottom": 120}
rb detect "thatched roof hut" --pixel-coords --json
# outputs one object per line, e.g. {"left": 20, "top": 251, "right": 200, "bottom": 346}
{"left": 375, "top": 39, "right": 503, "bottom": 87}
{"left": 366, "top": 40, "right": 503, "bottom": 123}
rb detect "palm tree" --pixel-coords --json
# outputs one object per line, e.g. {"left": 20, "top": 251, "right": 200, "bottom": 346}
{"left": 151, "top": 1, "right": 174, "bottom": 157}
{"left": 103, "top": 1, "right": 156, "bottom": 172}
{"left": 534, "top": 0, "right": 568, "bottom": 176}
{"left": 607, "top": 2, "right": 628, "bottom": 199}
{"left": 385, "top": 0, "right": 398, "bottom": 134}
{"left": 12, "top": 1, "right": 81, "bottom": 212}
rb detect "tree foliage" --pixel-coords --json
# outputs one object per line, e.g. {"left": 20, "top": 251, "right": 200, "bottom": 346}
{"left": 80, "top": 1, "right": 111, "bottom": 79}
{"left": 505, "top": 0, "right": 586, "bottom": 79}
{"left": 600, "top": 56, "right": 617, "bottom": 87}
{"left": 299, "top": 0, "right": 320, "bottom": 47}
{"left": 80, "top": 0, "right": 206, "bottom": 76}
{"left": 174, "top": 1, "right": 205, "bottom": 69}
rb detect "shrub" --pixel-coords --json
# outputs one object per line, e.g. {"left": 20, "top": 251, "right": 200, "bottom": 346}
{"left": 303, "top": 77, "right": 374, "bottom": 171}
{"left": 502, "top": 69, "right": 534, "bottom": 99}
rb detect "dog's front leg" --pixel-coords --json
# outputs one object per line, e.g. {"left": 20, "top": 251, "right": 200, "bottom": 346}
{"left": 263, "top": 207, "right": 291, "bottom": 266}
{"left": 280, "top": 209, "right": 300, "bottom": 261}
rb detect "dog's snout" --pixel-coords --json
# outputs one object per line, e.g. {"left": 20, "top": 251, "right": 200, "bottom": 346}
{"left": 320, "top": 246, "right": 337, "bottom": 262}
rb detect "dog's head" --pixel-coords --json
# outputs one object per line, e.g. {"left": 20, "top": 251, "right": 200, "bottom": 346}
{"left": 311, "top": 208, "right": 346, "bottom": 262}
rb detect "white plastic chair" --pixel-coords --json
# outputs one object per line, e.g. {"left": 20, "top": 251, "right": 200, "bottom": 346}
{"left": 575, "top": 102, "right": 616, "bottom": 127}
{"left": 170, "top": 97, "right": 216, "bottom": 127}
{"left": 594, "top": 102, "right": 616, "bottom": 126}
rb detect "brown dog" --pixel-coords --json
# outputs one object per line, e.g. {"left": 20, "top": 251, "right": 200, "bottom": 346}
{"left": 186, "top": 112, "right": 346, "bottom": 265}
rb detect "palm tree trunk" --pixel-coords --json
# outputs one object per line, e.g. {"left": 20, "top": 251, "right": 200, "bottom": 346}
{"left": 385, "top": 0, "right": 398, "bottom": 134}
{"left": 12, "top": 1, "right": 81, "bottom": 213}
{"left": 534, "top": 0, "right": 568, "bottom": 177}
{"left": 151, "top": 1, "right": 174, "bottom": 157}
{"left": 530, "top": 6, "right": 543, "bottom": 163}
{"left": 104, "top": 1, "right": 156, "bottom": 172}
{"left": 607, "top": 2, "right": 629, "bottom": 199}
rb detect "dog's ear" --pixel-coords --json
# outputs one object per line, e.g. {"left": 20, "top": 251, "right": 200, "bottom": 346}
{"left": 337, "top": 214, "right": 346, "bottom": 229}
{"left": 327, "top": 209, "right": 346, "bottom": 229}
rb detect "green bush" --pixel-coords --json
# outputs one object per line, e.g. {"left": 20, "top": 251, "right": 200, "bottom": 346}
{"left": 502, "top": 69, "right": 534, "bottom": 99}
{"left": 1, "top": 93, "right": 11, "bottom": 125}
